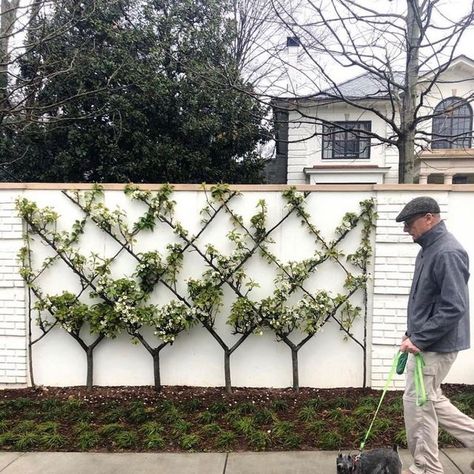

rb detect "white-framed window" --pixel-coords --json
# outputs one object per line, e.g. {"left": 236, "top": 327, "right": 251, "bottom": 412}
{"left": 322, "top": 121, "right": 371, "bottom": 159}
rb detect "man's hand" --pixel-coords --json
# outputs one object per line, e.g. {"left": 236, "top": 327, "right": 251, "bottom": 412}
{"left": 400, "top": 337, "right": 421, "bottom": 354}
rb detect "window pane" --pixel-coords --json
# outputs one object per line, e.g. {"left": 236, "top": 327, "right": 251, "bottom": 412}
{"left": 432, "top": 98, "right": 472, "bottom": 149}
{"left": 322, "top": 121, "right": 371, "bottom": 159}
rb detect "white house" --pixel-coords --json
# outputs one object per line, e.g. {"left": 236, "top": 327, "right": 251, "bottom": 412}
{"left": 267, "top": 55, "right": 474, "bottom": 185}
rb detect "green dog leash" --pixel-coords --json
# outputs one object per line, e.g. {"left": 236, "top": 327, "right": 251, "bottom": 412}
{"left": 396, "top": 351, "right": 427, "bottom": 406}
{"left": 359, "top": 351, "right": 426, "bottom": 451}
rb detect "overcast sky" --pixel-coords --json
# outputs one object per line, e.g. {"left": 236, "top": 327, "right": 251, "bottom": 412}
{"left": 257, "top": 0, "right": 474, "bottom": 97}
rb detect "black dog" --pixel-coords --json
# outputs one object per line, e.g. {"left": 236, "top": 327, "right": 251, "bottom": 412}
{"left": 336, "top": 446, "right": 402, "bottom": 473}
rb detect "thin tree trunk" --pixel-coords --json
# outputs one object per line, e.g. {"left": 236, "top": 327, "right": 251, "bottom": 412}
{"left": 0, "top": 0, "right": 20, "bottom": 117}
{"left": 280, "top": 335, "right": 300, "bottom": 391}
{"left": 224, "top": 349, "right": 232, "bottom": 394}
{"left": 133, "top": 333, "right": 167, "bottom": 392}
{"left": 85, "top": 335, "right": 104, "bottom": 389}
{"left": 201, "top": 320, "right": 253, "bottom": 394}
{"left": 225, "top": 332, "right": 252, "bottom": 394}
{"left": 152, "top": 351, "right": 161, "bottom": 392}
{"left": 86, "top": 346, "right": 94, "bottom": 389}
{"left": 27, "top": 288, "right": 35, "bottom": 387}
{"left": 400, "top": 0, "right": 420, "bottom": 183}
{"left": 70, "top": 333, "right": 104, "bottom": 390}
{"left": 362, "top": 287, "right": 368, "bottom": 388}
{"left": 291, "top": 346, "right": 299, "bottom": 392}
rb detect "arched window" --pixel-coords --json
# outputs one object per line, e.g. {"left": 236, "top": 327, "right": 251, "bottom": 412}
{"left": 432, "top": 97, "right": 472, "bottom": 149}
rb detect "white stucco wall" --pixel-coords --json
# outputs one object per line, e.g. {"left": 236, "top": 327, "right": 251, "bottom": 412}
{"left": 1, "top": 184, "right": 474, "bottom": 390}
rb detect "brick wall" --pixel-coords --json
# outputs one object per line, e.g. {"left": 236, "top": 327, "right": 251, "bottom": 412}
{"left": 370, "top": 191, "right": 449, "bottom": 389}
{"left": 0, "top": 193, "right": 27, "bottom": 386}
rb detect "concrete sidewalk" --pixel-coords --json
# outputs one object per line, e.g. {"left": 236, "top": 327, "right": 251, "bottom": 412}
{"left": 0, "top": 449, "right": 472, "bottom": 473}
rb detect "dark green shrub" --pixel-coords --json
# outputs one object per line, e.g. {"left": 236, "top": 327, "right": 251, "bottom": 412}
{"left": 247, "top": 429, "right": 271, "bottom": 450}
{"left": 15, "top": 432, "right": 39, "bottom": 450}
{"left": 13, "top": 420, "right": 36, "bottom": 434}
{"left": 127, "top": 401, "right": 148, "bottom": 424}
{"left": 298, "top": 406, "right": 316, "bottom": 422}
{"left": 233, "top": 417, "right": 254, "bottom": 436}
{"left": 73, "top": 421, "right": 93, "bottom": 435}
{"left": 216, "top": 431, "right": 236, "bottom": 450}
{"left": 332, "top": 397, "right": 353, "bottom": 409}
{"left": 272, "top": 420, "right": 294, "bottom": 438}
{"left": 394, "top": 428, "right": 407, "bottom": 447}
{"left": 144, "top": 433, "right": 165, "bottom": 449}
{"left": 99, "top": 423, "right": 125, "bottom": 437}
{"left": 102, "top": 408, "right": 125, "bottom": 424}
{"left": 180, "top": 433, "right": 200, "bottom": 450}
{"left": 184, "top": 399, "right": 203, "bottom": 412}
{"left": 36, "top": 421, "right": 59, "bottom": 434}
{"left": 0, "top": 420, "right": 9, "bottom": 433}
{"left": 271, "top": 399, "right": 288, "bottom": 412}
{"left": 161, "top": 406, "right": 182, "bottom": 424}
{"left": 171, "top": 419, "right": 192, "bottom": 437}
{"left": 200, "top": 423, "right": 222, "bottom": 436}
{"left": 114, "top": 430, "right": 138, "bottom": 449}
{"left": 254, "top": 408, "right": 275, "bottom": 425}
{"left": 238, "top": 402, "right": 256, "bottom": 415}
{"left": 305, "top": 420, "right": 325, "bottom": 436}
{"left": 139, "top": 421, "right": 163, "bottom": 437}
{"left": 197, "top": 411, "right": 216, "bottom": 424}
{"left": 209, "top": 402, "right": 228, "bottom": 415}
{"left": 40, "top": 432, "right": 66, "bottom": 449}
{"left": 328, "top": 408, "right": 344, "bottom": 421}
{"left": 305, "top": 398, "right": 324, "bottom": 410}
{"left": 0, "top": 432, "right": 15, "bottom": 447}
{"left": 77, "top": 431, "right": 100, "bottom": 450}
{"left": 317, "top": 431, "right": 342, "bottom": 450}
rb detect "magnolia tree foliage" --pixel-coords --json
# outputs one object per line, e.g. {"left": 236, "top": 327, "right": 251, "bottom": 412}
{"left": 2, "top": 0, "right": 270, "bottom": 183}
{"left": 17, "top": 185, "right": 375, "bottom": 391}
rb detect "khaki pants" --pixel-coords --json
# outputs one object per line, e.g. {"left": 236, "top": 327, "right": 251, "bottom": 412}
{"left": 403, "top": 351, "right": 474, "bottom": 474}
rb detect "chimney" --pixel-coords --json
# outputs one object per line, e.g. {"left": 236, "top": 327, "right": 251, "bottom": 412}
{"left": 286, "top": 36, "right": 301, "bottom": 94}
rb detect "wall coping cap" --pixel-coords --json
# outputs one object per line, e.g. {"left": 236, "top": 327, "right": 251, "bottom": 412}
{"left": 2, "top": 182, "right": 474, "bottom": 192}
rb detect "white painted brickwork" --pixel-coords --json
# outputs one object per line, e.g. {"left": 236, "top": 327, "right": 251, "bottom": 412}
{"left": 371, "top": 345, "right": 405, "bottom": 390}
{"left": 0, "top": 193, "right": 27, "bottom": 386}
{"left": 370, "top": 192, "right": 450, "bottom": 389}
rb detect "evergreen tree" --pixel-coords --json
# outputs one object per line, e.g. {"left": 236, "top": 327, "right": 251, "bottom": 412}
{"left": 2, "top": 0, "right": 269, "bottom": 183}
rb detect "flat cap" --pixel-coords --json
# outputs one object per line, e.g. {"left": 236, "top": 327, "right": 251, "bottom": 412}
{"left": 395, "top": 196, "right": 440, "bottom": 222}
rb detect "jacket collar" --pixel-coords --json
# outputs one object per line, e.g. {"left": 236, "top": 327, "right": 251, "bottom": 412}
{"left": 415, "top": 220, "right": 446, "bottom": 249}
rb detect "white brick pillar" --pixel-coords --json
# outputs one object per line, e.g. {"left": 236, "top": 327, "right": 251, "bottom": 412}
{"left": 370, "top": 192, "right": 448, "bottom": 389}
{"left": 0, "top": 192, "right": 27, "bottom": 386}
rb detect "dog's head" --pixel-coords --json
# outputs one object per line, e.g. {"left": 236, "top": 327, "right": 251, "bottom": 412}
{"left": 336, "top": 453, "right": 354, "bottom": 473}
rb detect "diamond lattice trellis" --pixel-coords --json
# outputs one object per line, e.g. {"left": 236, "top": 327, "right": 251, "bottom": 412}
{"left": 17, "top": 185, "right": 376, "bottom": 392}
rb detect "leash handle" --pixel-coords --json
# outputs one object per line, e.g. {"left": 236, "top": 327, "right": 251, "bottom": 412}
{"left": 414, "top": 353, "right": 427, "bottom": 406}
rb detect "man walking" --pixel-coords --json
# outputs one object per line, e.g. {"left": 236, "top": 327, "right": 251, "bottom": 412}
{"left": 396, "top": 196, "right": 474, "bottom": 474}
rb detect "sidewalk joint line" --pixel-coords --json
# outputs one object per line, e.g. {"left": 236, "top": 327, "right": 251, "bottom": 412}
{"left": 0, "top": 452, "right": 27, "bottom": 472}
{"left": 222, "top": 452, "right": 229, "bottom": 473}
{"left": 440, "top": 448, "right": 465, "bottom": 473}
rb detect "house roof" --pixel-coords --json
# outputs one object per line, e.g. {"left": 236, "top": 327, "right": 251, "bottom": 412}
{"left": 273, "top": 55, "right": 474, "bottom": 105}
{"left": 319, "top": 55, "right": 474, "bottom": 99}
{"left": 316, "top": 71, "right": 404, "bottom": 100}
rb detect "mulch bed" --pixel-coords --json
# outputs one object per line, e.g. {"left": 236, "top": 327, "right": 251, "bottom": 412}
{"left": 0, "top": 384, "right": 472, "bottom": 452}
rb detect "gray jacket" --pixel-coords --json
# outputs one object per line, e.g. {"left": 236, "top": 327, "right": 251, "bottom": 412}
{"left": 407, "top": 221, "right": 470, "bottom": 352}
